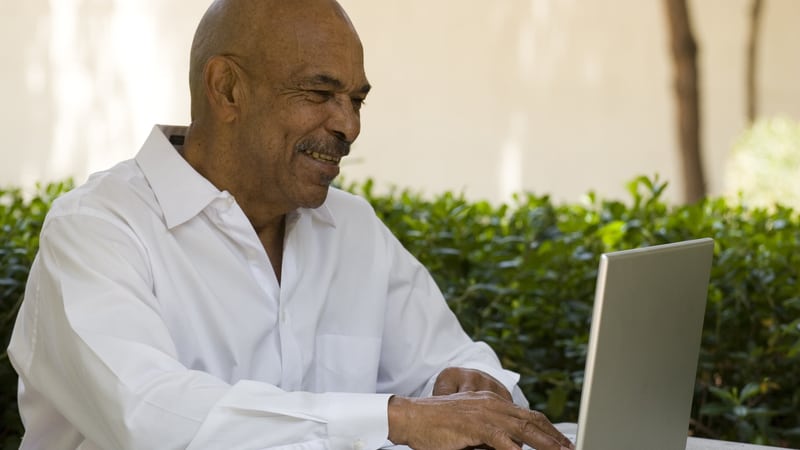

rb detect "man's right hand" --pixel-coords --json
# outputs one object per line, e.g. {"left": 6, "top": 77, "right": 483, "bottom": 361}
{"left": 387, "top": 392, "right": 574, "bottom": 450}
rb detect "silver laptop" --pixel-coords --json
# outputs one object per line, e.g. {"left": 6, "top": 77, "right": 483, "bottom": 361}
{"left": 563, "top": 238, "right": 714, "bottom": 450}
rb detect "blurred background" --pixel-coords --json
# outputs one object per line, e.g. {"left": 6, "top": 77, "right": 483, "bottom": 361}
{"left": 1, "top": 0, "right": 799, "bottom": 205}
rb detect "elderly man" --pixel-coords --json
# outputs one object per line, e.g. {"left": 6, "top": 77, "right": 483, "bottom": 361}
{"left": 9, "top": 1, "right": 573, "bottom": 449}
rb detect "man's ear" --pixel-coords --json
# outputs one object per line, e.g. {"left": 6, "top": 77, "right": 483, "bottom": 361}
{"left": 203, "top": 55, "right": 243, "bottom": 122}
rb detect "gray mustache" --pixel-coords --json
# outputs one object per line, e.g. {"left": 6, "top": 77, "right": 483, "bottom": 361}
{"left": 295, "top": 137, "right": 350, "bottom": 157}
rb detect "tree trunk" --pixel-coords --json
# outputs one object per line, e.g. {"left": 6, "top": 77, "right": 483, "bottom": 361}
{"left": 746, "top": 0, "right": 764, "bottom": 123}
{"left": 664, "top": 0, "right": 706, "bottom": 203}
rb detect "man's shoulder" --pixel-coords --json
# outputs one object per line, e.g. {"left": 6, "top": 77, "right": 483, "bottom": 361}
{"left": 47, "top": 159, "right": 156, "bottom": 221}
{"left": 319, "top": 187, "right": 390, "bottom": 235}
{"left": 324, "top": 186, "right": 375, "bottom": 215}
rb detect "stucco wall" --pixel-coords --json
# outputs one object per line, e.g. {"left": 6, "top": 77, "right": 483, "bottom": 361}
{"left": 2, "top": 0, "right": 798, "bottom": 203}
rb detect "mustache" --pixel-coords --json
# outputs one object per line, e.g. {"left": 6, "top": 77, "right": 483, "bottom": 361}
{"left": 295, "top": 136, "right": 351, "bottom": 157}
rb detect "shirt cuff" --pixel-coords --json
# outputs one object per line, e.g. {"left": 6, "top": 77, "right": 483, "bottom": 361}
{"left": 322, "top": 392, "right": 393, "bottom": 450}
{"left": 190, "top": 381, "right": 392, "bottom": 449}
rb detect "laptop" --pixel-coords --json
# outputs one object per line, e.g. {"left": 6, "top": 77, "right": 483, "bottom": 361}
{"left": 386, "top": 238, "right": 714, "bottom": 450}
{"left": 555, "top": 238, "right": 714, "bottom": 450}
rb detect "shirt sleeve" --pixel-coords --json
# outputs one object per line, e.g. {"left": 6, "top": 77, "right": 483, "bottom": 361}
{"left": 374, "top": 221, "right": 529, "bottom": 408}
{"left": 8, "top": 212, "right": 391, "bottom": 450}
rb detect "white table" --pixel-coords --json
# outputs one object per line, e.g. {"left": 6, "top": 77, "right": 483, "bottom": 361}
{"left": 553, "top": 423, "right": 790, "bottom": 450}
{"left": 385, "top": 423, "right": 790, "bottom": 450}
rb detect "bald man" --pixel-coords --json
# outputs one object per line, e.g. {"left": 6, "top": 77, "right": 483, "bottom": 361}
{"left": 9, "top": 1, "right": 573, "bottom": 449}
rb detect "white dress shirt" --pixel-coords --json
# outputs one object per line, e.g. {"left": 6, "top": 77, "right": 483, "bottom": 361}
{"left": 9, "top": 125, "right": 524, "bottom": 450}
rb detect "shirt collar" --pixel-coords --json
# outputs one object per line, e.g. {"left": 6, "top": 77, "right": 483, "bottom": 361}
{"left": 306, "top": 199, "right": 336, "bottom": 228}
{"left": 136, "top": 125, "right": 223, "bottom": 229}
{"left": 135, "top": 124, "right": 337, "bottom": 229}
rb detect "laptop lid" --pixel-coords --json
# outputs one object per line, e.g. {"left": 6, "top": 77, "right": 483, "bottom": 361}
{"left": 575, "top": 238, "right": 714, "bottom": 450}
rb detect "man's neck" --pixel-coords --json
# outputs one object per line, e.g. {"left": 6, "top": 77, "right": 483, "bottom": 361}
{"left": 255, "top": 214, "right": 287, "bottom": 284}
{"left": 181, "top": 123, "right": 291, "bottom": 283}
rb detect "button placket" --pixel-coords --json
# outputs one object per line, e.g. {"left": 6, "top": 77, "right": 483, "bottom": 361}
{"left": 277, "top": 212, "right": 306, "bottom": 391}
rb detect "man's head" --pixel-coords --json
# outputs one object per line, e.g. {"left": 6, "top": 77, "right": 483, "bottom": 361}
{"left": 186, "top": 0, "right": 370, "bottom": 218}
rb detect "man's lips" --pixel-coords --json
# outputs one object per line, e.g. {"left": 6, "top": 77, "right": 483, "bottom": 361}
{"left": 295, "top": 135, "right": 350, "bottom": 166}
{"left": 300, "top": 148, "right": 343, "bottom": 165}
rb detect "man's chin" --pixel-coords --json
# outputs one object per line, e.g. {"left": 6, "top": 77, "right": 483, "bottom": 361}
{"left": 298, "top": 185, "right": 330, "bottom": 209}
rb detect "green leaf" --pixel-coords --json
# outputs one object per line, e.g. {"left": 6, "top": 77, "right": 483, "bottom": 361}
{"left": 708, "top": 386, "right": 738, "bottom": 404}
{"left": 739, "top": 382, "right": 762, "bottom": 402}
{"left": 700, "top": 403, "right": 732, "bottom": 416}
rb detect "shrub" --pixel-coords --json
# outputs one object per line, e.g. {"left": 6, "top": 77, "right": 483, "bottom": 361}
{"left": 1, "top": 177, "right": 799, "bottom": 447}
{"left": 351, "top": 176, "right": 800, "bottom": 447}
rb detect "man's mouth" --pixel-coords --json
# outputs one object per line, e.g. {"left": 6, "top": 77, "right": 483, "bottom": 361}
{"left": 301, "top": 149, "right": 342, "bottom": 164}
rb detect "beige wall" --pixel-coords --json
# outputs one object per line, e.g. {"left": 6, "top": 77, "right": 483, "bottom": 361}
{"left": 2, "top": 0, "right": 799, "bottom": 203}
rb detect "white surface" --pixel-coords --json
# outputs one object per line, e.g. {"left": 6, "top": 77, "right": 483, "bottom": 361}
{"left": 385, "top": 423, "right": 788, "bottom": 450}
{"left": 553, "top": 423, "right": 788, "bottom": 450}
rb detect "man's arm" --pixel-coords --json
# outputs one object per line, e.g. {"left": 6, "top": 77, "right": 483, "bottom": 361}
{"left": 373, "top": 221, "right": 572, "bottom": 449}
{"left": 9, "top": 213, "right": 390, "bottom": 450}
{"left": 375, "top": 221, "right": 524, "bottom": 400}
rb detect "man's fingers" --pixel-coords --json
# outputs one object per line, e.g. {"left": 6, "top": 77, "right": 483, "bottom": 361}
{"left": 482, "top": 426, "right": 522, "bottom": 450}
{"left": 474, "top": 413, "right": 569, "bottom": 450}
{"left": 523, "top": 410, "right": 574, "bottom": 449}
{"left": 478, "top": 401, "right": 572, "bottom": 450}
{"left": 509, "top": 417, "right": 572, "bottom": 450}
{"left": 432, "top": 377, "right": 459, "bottom": 396}
{"left": 500, "top": 409, "right": 573, "bottom": 450}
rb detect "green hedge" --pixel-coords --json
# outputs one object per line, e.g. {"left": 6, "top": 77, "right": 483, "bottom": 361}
{"left": 352, "top": 176, "right": 800, "bottom": 448}
{"left": 2, "top": 177, "right": 799, "bottom": 447}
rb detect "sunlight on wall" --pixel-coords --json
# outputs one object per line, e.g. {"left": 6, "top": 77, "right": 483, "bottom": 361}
{"left": 724, "top": 117, "right": 800, "bottom": 208}
{"left": 87, "top": 2, "right": 159, "bottom": 173}
{"left": 16, "top": 4, "right": 51, "bottom": 188}
{"left": 524, "top": 0, "right": 575, "bottom": 85}
{"left": 49, "top": 0, "right": 88, "bottom": 177}
{"left": 3, "top": 0, "right": 201, "bottom": 189}
{"left": 47, "top": 0, "right": 161, "bottom": 178}
{"left": 498, "top": 113, "right": 527, "bottom": 202}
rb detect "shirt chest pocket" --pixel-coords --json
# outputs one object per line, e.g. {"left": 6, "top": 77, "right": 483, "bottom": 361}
{"left": 312, "top": 334, "right": 382, "bottom": 394}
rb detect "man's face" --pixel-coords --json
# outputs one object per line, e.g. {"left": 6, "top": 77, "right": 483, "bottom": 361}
{"left": 233, "top": 9, "right": 370, "bottom": 212}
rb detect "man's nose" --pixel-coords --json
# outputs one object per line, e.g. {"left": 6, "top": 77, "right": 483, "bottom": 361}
{"left": 326, "top": 94, "right": 361, "bottom": 143}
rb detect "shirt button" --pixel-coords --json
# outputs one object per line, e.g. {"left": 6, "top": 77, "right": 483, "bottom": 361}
{"left": 353, "top": 440, "right": 365, "bottom": 450}
{"left": 280, "top": 310, "right": 287, "bottom": 324}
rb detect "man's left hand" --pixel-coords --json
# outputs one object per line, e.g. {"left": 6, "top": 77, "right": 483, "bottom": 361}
{"left": 432, "top": 367, "right": 513, "bottom": 402}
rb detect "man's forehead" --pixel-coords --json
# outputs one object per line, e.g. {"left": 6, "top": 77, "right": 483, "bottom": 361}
{"left": 259, "top": 12, "right": 367, "bottom": 86}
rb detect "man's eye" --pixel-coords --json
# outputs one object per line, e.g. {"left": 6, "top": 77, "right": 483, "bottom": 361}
{"left": 308, "top": 90, "right": 333, "bottom": 102}
{"left": 351, "top": 98, "right": 366, "bottom": 111}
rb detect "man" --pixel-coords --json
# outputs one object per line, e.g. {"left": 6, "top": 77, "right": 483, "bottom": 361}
{"left": 8, "top": 0, "right": 573, "bottom": 449}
